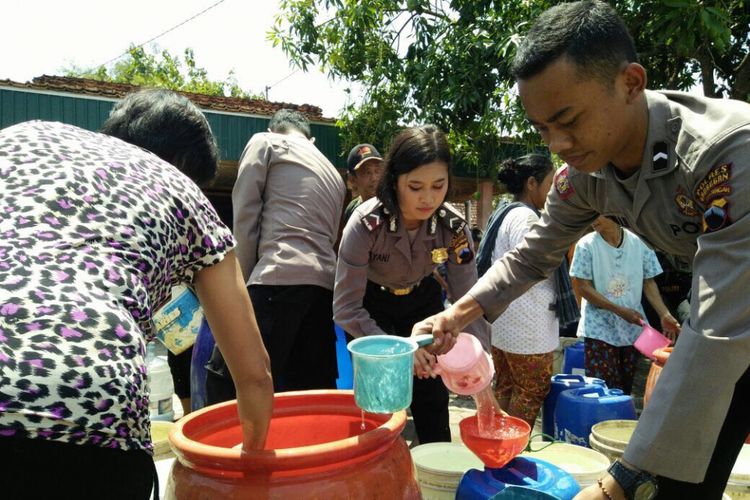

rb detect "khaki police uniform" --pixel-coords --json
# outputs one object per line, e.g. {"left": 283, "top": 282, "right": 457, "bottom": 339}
{"left": 206, "top": 131, "right": 346, "bottom": 399}
{"left": 335, "top": 197, "right": 491, "bottom": 443}
{"left": 469, "top": 90, "right": 750, "bottom": 482}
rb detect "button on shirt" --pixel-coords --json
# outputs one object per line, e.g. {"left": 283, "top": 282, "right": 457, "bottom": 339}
{"left": 232, "top": 132, "right": 346, "bottom": 289}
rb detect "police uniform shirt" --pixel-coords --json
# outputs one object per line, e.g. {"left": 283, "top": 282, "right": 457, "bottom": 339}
{"left": 232, "top": 132, "right": 346, "bottom": 289}
{"left": 334, "top": 197, "right": 491, "bottom": 349}
{"left": 469, "top": 89, "right": 750, "bottom": 481}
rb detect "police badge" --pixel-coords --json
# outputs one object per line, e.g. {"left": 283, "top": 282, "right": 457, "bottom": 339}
{"left": 431, "top": 248, "right": 448, "bottom": 264}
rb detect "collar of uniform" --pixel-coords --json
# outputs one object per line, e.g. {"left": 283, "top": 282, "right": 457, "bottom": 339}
{"left": 639, "top": 90, "right": 679, "bottom": 180}
{"left": 436, "top": 203, "right": 467, "bottom": 235}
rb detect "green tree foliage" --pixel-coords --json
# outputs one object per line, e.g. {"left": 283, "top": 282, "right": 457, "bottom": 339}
{"left": 270, "top": 0, "right": 749, "bottom": 176}
{"left": 64, "top": 46, "right": 262, "bottom": 99}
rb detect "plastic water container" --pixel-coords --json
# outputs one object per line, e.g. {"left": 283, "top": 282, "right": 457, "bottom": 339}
{"left": 347, "top": 335, "right": 417, "bottom": 413}
{"left": 542, "top": 374, "right": 606, "bottom": 439}
{"left": 434, "top": 333, "right": 494, "bottom": 396}
{"left": 147, "top": 342, "right": 175, "bottom": 422}
{"left": 455, "top": 456, "right": 580, "bottom": 499}
{"left": 166, "top": 391, "right": 420, "bottom": 499}
{"left": 562, "top": 342, "right": 585, "bottom": 375}
{"left": 633, "top": 321, "right": 671, "bottom": 361}
{"left": 411, "top": 442, "right": 484, "bottom": 500}
{"left": 554, "top": 386, "right": 636, "bottom": 447}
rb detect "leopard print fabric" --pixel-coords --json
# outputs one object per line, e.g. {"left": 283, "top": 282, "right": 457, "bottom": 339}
{"left": 0, "top": 121, "right": 235, "bottom": 453}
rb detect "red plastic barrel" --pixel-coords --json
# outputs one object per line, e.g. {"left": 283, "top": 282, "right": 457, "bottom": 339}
{"left": 166, "top": 390, "right": 419, "bottom": 499}
{"left": 643, "top": 347, "right": 673, "bottom": 409}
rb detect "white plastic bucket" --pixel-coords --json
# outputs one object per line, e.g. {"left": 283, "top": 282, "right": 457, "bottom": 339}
{"left": 589, "top": 432, "right": 624, "bottom": 463}
{"left": 411, "top": 442, "right": 483, "bottom": 500}
{"left": 522, "top": 442, "right": 610, "bottom": 488}
{"left": 591, "top": 419, "right": 637, "bottom": 449}
{"left": 150, "top": 420, "right": 175, "bottom": 461}
{"left": 726, "top": 444, "right": 750, "bottom": 499}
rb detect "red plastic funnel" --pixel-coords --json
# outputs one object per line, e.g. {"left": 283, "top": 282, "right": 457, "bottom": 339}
{"left": 459, "top": 415, "right": 530, "bottom": 469}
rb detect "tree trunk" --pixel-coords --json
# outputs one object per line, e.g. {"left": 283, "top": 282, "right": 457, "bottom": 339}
{"left": 697, "top": 48, "right": 718, "bottom": 98}
{"left": 730, "top": 53, "right": 750, "bottom": 102}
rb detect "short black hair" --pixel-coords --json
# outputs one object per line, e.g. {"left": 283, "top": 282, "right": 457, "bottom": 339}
{"left": 511, "top": 0, "right": 638, "bottom": 85}
{"left": 377, "top": 125, "right": 452, "bottom": 215}
{"left": 497, "top": 153, "right": 554, "bottom": 195}
{"left": 100, "top": 89, "right": 218, "bottom": 184}
{"left": 268, "top": 109, "right": 312, "bottom": 138}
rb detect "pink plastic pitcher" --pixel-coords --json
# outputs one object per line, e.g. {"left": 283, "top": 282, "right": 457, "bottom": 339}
{"left": 634, "top": 321, "right": 671, "bottom": 360}
{"left": 433, "top": 333, "right": 494, "bottom": 395}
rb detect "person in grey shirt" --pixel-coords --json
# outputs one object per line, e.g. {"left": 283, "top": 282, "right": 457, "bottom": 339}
{"left": 206, "top": 109, "right": 346, "bottom": 399}
{"left": 415, "top": 2, "right": 749, "bottom": 499}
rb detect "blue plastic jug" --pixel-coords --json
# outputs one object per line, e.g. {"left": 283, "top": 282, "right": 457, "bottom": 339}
{"left": 554, "top": 386, "right": 637, "bottom": 447}
{"left": 456, "top": 456, "right": 581, "bottom": 499}
{"left": 542, "top": 374, "right": 606, "bottom": 439}
{"left": 561, "top": 342, "right": 585, "bottom": 375}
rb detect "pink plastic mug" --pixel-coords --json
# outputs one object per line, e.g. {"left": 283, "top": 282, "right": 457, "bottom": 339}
{"left": 634, "top": 321, "right": 671, "bottom": 360}
{"left": 433, "top": 333, "right": 494, "bottom": 395}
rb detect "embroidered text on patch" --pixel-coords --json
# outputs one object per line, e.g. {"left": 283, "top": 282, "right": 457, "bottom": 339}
{"left": 694, "top": 163, "right": 731, "bottom": 205}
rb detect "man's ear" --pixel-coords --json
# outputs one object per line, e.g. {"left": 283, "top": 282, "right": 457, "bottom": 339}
{"left": 621, "top": 63, "right": 647, "bottom": 104}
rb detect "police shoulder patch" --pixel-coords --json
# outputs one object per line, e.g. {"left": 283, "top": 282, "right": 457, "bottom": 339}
{"left": 360, "top": 203, "right": 387, "bottom": 232}
{"left": 554, "top": 166, "right": 575, "bottom": 200}
{"left": 436, "top": 203, "right": 467, "bottom": 234}
{"left": 694, "top": 163, "right": 733, "bottom": 233}
{"left": 694, "top": 163, "right": 732, "bottom": 206}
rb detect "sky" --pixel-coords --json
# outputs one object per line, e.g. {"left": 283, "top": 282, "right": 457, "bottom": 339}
{"left": 1, "top": 0, "right": 357, "bottom": 118}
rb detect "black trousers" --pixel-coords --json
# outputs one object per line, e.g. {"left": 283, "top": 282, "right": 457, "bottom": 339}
{"left": 363, "top": 276, "right": 451, "bottom": 444}
{"left": 656, "top": 364, "right": 749, "bottom": 499}
{"left": 206, "top": 284, "right": 338, "bottom": 403}
{"left": 0, "top": 437, "right": 155, "bottom": 499}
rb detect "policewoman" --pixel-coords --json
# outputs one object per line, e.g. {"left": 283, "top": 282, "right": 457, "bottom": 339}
{"left": 334, "top": 125, "right": 491, "bottom": 444}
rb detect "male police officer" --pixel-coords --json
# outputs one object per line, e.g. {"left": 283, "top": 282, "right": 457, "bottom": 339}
{"left": 207, "top": 109, "right": 346, "bottom": 400}
{"left": 416, "top": 2, "right": 749, "bottom": 499}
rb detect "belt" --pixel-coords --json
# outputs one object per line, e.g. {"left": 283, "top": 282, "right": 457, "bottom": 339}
{"left": 377, "top": 280, "right": 421, "bottom": 296}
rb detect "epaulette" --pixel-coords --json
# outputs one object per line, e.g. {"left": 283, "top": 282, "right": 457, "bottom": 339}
{"left": 436, "top": 203, "right": 467, "bottom": 234}
{"left": 361, "top": 202, "right": 392, "bottom": 233}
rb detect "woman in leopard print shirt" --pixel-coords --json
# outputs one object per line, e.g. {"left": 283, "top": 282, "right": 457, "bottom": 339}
{"left": 0, "top": 115, "right": 272, "bottom": 498}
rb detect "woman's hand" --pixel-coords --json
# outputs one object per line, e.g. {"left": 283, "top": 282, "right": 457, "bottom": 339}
{"left": 660, "top": 312, "right": 681, "bottom": 341}
{"left": 616, "top": 306, "right": 643, "bottom": 325}
{"left": 413, "top": 347, "right": 437, "bottom": 379}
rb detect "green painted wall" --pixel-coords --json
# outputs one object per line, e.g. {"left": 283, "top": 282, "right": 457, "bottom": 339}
{"left": 0, "top": 87, "right": 344, "bottom": 167}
